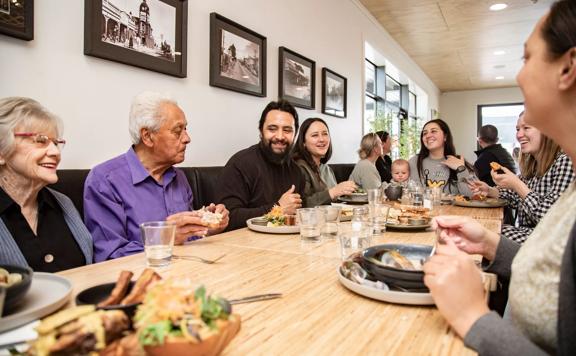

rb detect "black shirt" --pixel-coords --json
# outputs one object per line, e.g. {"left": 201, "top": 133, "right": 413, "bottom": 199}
{"left": 0, "top": 187, "right": 85, "bottom": 272}
{"left": 474, "top": 144, "right": 517, "bottom": 186}
{"left": 216, "top": 143, "right": 305, "bottom": 230}
{"left": 375, "top": 155, "right": 392, "bottom": 183}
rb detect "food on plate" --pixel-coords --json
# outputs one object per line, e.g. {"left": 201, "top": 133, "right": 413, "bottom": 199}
{"left": 198, "top": 207, "right": 224, "bottom": 228}
{"left": 454, "top": 194, "right": 468, "bottom": 202}
{"left": 97, "top": 271, "right": 134, "bottom": 307}
{"left": 470, "top": 193, "right": 487, "bottom": 201}
{"left": 134, "top": 278, "right": 241, "bottom": 356}
{"left": 0, "top": 267, "right": 22, "bottom": 287}
{"left": 350, "top": 187, "right": 366, "bottom": 195}
{"left": 387, "top": 204, "right": 430, "bottom": 225}
{"left": 379, "top": 249, "right": 419, "bottom": 270}
{"left": 120, "top": 269, "right": 162, "bottom": 305}
{"left": 264, "top": 205, "right": 288, "bottom": 226}
{"left": 94, "top": 269, "right": 162, "bottom": 308}
{"left": 29, "top": 305, "right": 130, "bottom": 355}
{"left": 490, "top": 161, "right": 505, "bottom": 174}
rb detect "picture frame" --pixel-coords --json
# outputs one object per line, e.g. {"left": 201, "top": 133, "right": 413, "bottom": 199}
{"left": 84, "top": 0, "right": 187, "bottom": 78}
{"left": 0, "top": 0, "right": 33, "bottom": 41}
{"left": 322, "top": 67, "right": 347, "bottom": 118}
{"left": 209, "top": 13, "right": 266, "bottom": 97}
{"left": 279, "top": 47, "right": 315, "bottom": 109}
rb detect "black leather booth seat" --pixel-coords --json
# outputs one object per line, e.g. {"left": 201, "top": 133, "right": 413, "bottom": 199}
{"left": 49, "top": 164, "right": 355, "bottom": 218}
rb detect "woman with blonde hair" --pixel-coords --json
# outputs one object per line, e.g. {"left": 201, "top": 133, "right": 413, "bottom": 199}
{"left": 348, "top": 132, "right": 383, "bottom": 190}
{"left": 472, "top": 112, "right": 574, "bottom": 244}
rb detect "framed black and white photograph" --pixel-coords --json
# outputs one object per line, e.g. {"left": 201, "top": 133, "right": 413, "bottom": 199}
{"left": 209, "top": 13, "right": 266, "bottom": 97}
{"left": 0, "top": 0, "right": 33, "bottom": 41}
{"left": 279, "top": 47, "right": 315, "bottom": 109}
{"left": 322, "top": 68, "right": 347, "bottom": 118}
{"left": 84, "top": 0, "right": 187, "bottom": 78}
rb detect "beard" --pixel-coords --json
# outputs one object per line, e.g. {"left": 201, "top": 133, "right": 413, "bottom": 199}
{"left": 259, "top": 137, "right": 292, "bottom": 165}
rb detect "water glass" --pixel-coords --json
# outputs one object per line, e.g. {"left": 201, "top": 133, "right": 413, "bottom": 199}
{"left": 369, "top": 203, "right": 389, "bottom": 237}
{"left": 141, "top": 221, "right": 176, "bottom": 267}
{"left": 338, "top": 224, "right": 372, "bottom": 260}
{"left": 297, "top": 208, "right": 325, "bottom": 242}
{"left": 316, "top": 206, "right": 341, "bottom": 239}
{"left": 367, "top": 188, "right": 382, "bottom": 204}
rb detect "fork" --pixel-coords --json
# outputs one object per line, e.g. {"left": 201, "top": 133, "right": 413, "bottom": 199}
{"left": 172, "top": 253, "right": 226, "bottom": 264}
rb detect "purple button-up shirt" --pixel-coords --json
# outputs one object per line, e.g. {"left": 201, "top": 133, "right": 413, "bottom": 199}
{"left": 84, "top": 148, "right": 193, "bottom": 262}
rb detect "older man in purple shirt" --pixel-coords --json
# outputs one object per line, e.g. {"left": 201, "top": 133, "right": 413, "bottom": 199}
{"left": 84, "top": 92, "right": 229, "bottom": 262}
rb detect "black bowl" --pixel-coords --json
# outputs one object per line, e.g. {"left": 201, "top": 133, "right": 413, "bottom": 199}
{"left": 360, "top": 244, "right": 432, "bottom": 292}
{"left": 76, "top": 281, "right": 139, "bottom": 318}
{"left": 0, "top": 264, "right": 33, "bottom": 313}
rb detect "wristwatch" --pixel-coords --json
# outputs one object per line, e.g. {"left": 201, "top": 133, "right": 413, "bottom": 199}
{"left": 456, "top": 165, "right": 466, "bottom": 173}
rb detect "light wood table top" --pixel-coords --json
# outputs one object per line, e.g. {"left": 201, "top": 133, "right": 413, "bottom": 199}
{"left": 434, "top": 204, "right": 504, "bottom": 221}
{"left": 57, "top": 215, "right": 502, "bottom": 355}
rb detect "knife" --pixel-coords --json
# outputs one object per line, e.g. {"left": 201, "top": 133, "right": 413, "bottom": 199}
{"left": 228, "top": 293, "right": 282, "bottom": 305}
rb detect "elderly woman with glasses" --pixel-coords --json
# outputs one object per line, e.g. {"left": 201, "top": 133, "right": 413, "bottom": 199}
{"left": 348, "top": 132, "right": 383, "bottom": 190}
{"left": 0, "top": 97, "right": 92, "bottom": 272}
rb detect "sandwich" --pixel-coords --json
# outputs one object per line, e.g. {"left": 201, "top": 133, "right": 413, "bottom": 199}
{"left": 490, "top": 162, "right": 505, "bottom": 174}
{"left": 29, "top": 305, "right": 130, "bottom": 355}
{"left": 198, "top": 207, "right": 224, "bottom": 229}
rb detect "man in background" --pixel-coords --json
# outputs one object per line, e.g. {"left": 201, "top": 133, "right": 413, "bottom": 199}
{"left": 474, "top": 124, "right": 516, "bottom": 186}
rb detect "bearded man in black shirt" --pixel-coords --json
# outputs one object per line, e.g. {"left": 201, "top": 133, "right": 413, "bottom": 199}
{"left": 217, "top": 100, "right": 304, "bottom": 230}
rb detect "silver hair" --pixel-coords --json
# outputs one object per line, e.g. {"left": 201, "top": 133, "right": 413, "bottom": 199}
{"left": 0, "top": 97, "right": 63, "bottom": 158}
{"left": 128, "top": 91, "right": 177, "bottom": 145}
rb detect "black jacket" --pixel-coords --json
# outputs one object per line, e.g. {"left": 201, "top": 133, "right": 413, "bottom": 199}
{"left": 474, "top": 144, "right": 516, "bottom": 186}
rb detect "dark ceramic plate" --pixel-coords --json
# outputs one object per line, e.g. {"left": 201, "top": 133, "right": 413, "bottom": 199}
{"left": 0, "top": 264, "right": 33, "bottom": 314}
{"left": 360, "top": 244, "right": 432, "bottom": 292}
{"left": 76, "top": 281, "right": 138, "bottom": 318}
{"left": 385, "top": 223, "right": 431, "bottom": 231}
{"left": 338, "top": 195, "right": 368, "bottom": 204}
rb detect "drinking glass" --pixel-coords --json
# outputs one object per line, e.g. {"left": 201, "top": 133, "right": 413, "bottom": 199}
{"left": 369, "top": 203, "right": 389, "bottom": 237}
{"left": 316, "top": 206, "right": 341, "bottom": 239}
{"left": 297, "top": 208, "right": 325, "bottom": 242}
{"left": 141, "top": 221, "right": 176, "bottom": 267}
{"left": 338, "top": 223, "right": 372, "bottom": 260}
{"left": 367, "top": 188, "right": 382, "bottom": 204}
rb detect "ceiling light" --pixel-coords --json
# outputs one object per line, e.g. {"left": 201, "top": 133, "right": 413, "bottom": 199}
{"left": 489, "top": 3, "right": 508, "bottom": 11}
{"left": 493, "top": 50, "right": 506, "bottom": 55}
{"left": 493, "top": 64, "right": 506, "bottom": 69}
{"left": 495, "top": 76, "right": 505, "bottom": 80}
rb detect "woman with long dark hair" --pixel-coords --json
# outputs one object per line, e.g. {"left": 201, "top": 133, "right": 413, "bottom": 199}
{"left": 408, "top": 119, "right": 473, "bottom": 195}
{"left": 293, "top": 118, "right": 356, "bottom": 207}
{"left": 423, "top": 1, "right": 576, "bottom": 353}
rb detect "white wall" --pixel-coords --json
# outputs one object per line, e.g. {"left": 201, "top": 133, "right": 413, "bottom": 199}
{"left": 440, "top": 87, "right": 524, "bottom": 163}
{"left": 0, "top": 0, "right": 439, "bottom": 169}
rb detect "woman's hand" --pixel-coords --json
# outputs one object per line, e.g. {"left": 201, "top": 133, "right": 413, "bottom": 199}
{"left": 468, "top": 180, "right": 499, "bottom": 198}
{"left": 432, "top": 215, "right": 500, "bottom": 260}
{"left": 166, "top": 211, "right": 209, "bottom": 244}
{"left": 329, "top": 181, "right": 357, "bottom": 199}
{"left": 442, "top": 155, "right": 465, "bottom": 170}
{"left": 491, "top": 166, "right": 530, "bottom": 198}
{"left": 423, "top": 240, "right": 490, "bottom": 338}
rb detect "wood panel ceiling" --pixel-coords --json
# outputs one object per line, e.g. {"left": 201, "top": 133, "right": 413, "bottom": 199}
{"left": 359, "top": 0, "right": 554, "bottom": 92}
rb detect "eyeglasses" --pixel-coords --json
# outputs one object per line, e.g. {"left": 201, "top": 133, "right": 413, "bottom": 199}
{"left": 14, "top": 132, "right": 66, "bottom": 150}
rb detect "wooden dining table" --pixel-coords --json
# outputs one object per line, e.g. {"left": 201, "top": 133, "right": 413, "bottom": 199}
{"left": 58, "top": 204, "right": 503, "bottom": 355}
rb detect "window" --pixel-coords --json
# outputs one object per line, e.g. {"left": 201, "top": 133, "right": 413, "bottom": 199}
{"left": 364, "top": 59, "right": 423, "bottom": 159}
{"left": 477, "top": 103, "right": 524, "bottom": 157}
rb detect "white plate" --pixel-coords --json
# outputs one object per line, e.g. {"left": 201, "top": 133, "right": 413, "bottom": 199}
{"left": 246, "top": 218, "right": 300, "bottom": 234}
{"left": 337, "top": 267, "right": 434, "bottom": 305}
{"left": 0, "top": 273, "right": 72, "bottom": 333}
